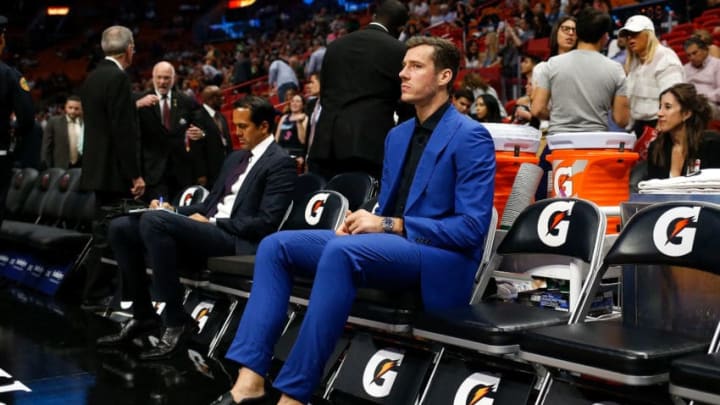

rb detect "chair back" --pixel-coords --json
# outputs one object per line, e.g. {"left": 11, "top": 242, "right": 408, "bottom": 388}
{"left": 41, "top": 168, "right": 82, "bottom": 225}
{"left": 279, "top": 190, "right": 348, "bottom": 231}
{"left": 474, "top": 198, "right": 606, "bottom": 316}
{"left": 176, "top": 185, "right": 210, "bottom": 207}
{"left": 326, "top": 172, "right": 377, "bottom": 211}
{"left": 290, "top": 172, "right": 326, "bottom": 203}
{"left": 21, "top": 168, "right": 66, "bottom": 223}
{"left": 4, "top": 168, "right": 38, "bottom": 219}
{"left": 574, "top": 201, "right": 720, "bottom": 325}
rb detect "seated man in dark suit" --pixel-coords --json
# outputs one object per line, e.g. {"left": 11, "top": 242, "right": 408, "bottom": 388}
{"left": 96, "top": 96, "right": 297, "bottom": 360}
{"left": 211, "top": 37, "right": 496, "bottom": 405}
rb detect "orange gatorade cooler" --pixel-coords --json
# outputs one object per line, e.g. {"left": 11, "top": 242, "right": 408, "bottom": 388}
{"left": 546, "top": 132, "right": 639, "bottom": 233}
{"left": 484, "top": 124, "right": 541, "bottom": 225}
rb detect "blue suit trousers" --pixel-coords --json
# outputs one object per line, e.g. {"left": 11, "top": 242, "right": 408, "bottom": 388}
{"left": 225, "top": 230, "right": 424, "bottom": 403}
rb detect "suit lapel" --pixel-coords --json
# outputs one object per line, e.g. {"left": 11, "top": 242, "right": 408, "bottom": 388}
{"left": 231, "top": 143, "right": 275, "bottom": 211}
{"left": 405, "top": 107, "right": 460, "bottom": 212}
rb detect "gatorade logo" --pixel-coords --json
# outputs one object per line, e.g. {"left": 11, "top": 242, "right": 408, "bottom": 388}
{"left": 362, "top": 349, "right": 404, "bottom": 398}
{"left": 652, "top": 206, "right": 700, "bottom": 257}
{"left": 537, "top": 200, "right": 575, "bottom": 247}
{"left": 191, "top": 301, "right": 215, "bottom": 333}
{"left": 304, "top": 193, "right": 330, "bottom": 226}
{"left": 453, "top": 372, "right": 500, "bottom": 405}
{"left": 553, "top": 166, "right": 573, "bottom": 197}
{"left": 0, "top": 368, "right": 31, "bottom": 394}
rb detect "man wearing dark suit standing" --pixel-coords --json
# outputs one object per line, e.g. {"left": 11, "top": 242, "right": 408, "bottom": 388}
{"left": 97, "top": 96, "right": 296, "bottom": 360}
{"left": 0, "top": 15, "right": 34, "bottom": 227}
{"left": 41, "top": 95, "right": 83, "bottom": 169}
{"left": 185, "top": 85, "right": 233, "bottom": 190}
{"left": 307, "top": 0, "right": 410, "bottom": 180}
{"left": 134, "top": 61, "right": 198, "bottom": 202}
{"left": 79, "top": 25, "right": 144, "bottom": 307}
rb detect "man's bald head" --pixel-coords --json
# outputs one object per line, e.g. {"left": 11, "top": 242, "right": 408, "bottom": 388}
{"left": 202, "top": 85, "right": 223, "bottom": 110}
{"left": 152, "top": 61, "right": 176, "bottom": 95}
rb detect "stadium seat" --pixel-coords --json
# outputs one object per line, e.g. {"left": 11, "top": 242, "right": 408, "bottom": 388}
{"left": 519, "top": 201, "right": 720, "bottom": 403}
{"left": 325, "top": 172, "right": 377, "bottom": 211}
{"left": 413, "top": 198, "right": 606, "bottom": 354}
{"left": 4, "top": 168, "right": 39, "bottom": 220}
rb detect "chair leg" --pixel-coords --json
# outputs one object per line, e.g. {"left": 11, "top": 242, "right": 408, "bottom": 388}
{"left": 534, "top": 369, "right": 553, "bottom": 405}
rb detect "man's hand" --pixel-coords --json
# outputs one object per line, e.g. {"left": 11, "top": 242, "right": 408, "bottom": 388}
{"left": 189, "top": 213, "right": 209, "bottom": 223}
{"left": 136, "top": 94, "right": 159, "bottom": 108}
{"left": 149, "top": 199, "right": 174, "bottom": 210}
{"left": 343, "top": 209, "right": 383, "bottom": 235}
{"left": 197, "top": 176, "right": 208, "bottom": 186}
{"left": 131, "top": 177, "right": 146, "bottom": 199}
{"left": 335, "top": 210, "right": 353, "bottom": 236}
{"left": 186, "top": 124, "right": 205, "bottom": 141}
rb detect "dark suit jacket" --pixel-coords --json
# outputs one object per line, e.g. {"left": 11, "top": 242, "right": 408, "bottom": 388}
{"left": 41, "top": 114, "right": 73, "bottom": 169}
{"left": 178, "top": 141, "right": 296, "bottom": 254}
{"left": 190, "top": 106, "right": 233, "bottom": 189}
{"left": 310, "top": 25, "right": 409, "bottom": 165}
{"left": 135, "top": 90, "right": 198, "bottom": 191}
{"left": 79, "top": 59, "right": 140, "bottom": 193}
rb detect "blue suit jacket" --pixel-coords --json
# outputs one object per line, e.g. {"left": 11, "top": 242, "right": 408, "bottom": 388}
{"left": 377, "top": 106, "right": 496, "bottom": 310}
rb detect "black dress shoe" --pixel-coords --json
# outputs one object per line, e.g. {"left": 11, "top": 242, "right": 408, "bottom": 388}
{"left": 97, "top": 317, "right": 162, "bottom": 347}
{"left": 209, "top": 391, "right": 269, "bottom": 405}
{"left": 139, "top": 320, "right": 198, "bottom": 360}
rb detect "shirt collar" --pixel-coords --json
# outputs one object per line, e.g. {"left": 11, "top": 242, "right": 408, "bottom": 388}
{"left": 368, "top": 22, "right": 389, "bottom": 33}
{"left": 156, "top": 89, "right": 172, "bottom": 100}
{"left": 203, "top": 104, "right": 217, "bottom": 117}
{"left": 249, "top": 135, "right": 274, "bottom": 160}
{"left": 66, "top": 115, "right": 81, "bottom": 124}
{"left": 104, "top": 56, "right": 124, "bottom": 70}
{"left": 416, "top": 100, "right": 451, "bottom": 132}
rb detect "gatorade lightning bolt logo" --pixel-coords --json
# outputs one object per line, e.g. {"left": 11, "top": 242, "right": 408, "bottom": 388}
{"left": 537, "top": 200, "right": 576, "bottom": 247}
{"left": 553, "top": 166, "right": 573, "bottom": 197}
{"left": 453, "top": 372, "right": 500, "bottom": 405}
{"left": 362, "top": 349, "right": 404, "bottom": 398}
{"left": 652, "top": 206, "right": 701, "bottom": 257}
{"left": 304, "top": 192, "right": 330, "bottom": 226}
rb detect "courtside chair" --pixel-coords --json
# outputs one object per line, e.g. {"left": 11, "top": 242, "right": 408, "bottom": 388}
{"left": 669, "top": 322, "right": 720, "bottom": 405}
{"left": 325, "top": 172, "right": 377, "bottom": 211}
{"left": 413, "top": 198, "right": 606, "bottom": 355}
{"left": 519, "top": 201, "right": 720, "bottom": 404}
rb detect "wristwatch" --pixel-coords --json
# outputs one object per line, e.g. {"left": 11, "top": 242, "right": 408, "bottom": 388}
{"left": 381, "top": 217, "right": 394, "bottom": 233}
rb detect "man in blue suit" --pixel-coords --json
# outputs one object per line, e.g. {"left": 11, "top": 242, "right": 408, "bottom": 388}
{"left": 212, "top": 37, "right": 496, "bottom": 405}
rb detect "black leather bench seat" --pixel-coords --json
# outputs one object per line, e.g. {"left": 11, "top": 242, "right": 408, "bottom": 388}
{"left": 415, "top": 301, "right": 570, "bottom": 346}
{"left": 671, "top": 352, "right": 720, "bottom": 395}
{"left": 0, "top": 221, "right": 91, "bottom": 253}
{"left": 521, "top": 322, "right": 708, "bottom": 376}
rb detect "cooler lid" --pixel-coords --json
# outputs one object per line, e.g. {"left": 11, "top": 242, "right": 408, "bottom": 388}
{"left": 547, "top": 132, "right": 636, "bottom": 150}
{"left": 483, "top": 123, "right": 541, "bottom": 153}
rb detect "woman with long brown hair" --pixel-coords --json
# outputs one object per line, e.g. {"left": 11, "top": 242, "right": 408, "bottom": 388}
{"left": 646, "top": 83, "right": 720, "bottom": 179}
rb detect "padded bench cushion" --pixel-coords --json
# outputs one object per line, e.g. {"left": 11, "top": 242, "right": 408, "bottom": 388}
{"left": 521, "top": 322, "right": 708, "bottom": 376}
{"left": 415, "top": 301, "right": 569, "bottom": 346}
{"left": 0, "top": 221, "right": 91, "bottom": 252}
{"left": 671, "top": 352, "right": 720, "bottom": 395}
{"left": 207, "top": 255, "right": 255, "bottom": 277}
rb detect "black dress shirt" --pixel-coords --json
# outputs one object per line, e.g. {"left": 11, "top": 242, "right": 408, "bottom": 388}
{"left": 391, "top": 101, "right": 450, "bottom": 217}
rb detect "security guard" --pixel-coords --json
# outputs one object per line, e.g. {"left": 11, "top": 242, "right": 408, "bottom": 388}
{"left": 0, "top": 15, "right": 34, "bottom": 226}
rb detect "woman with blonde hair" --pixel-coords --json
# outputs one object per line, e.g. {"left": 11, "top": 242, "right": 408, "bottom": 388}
{"left": 620, "top": 15, "right": 684, "bottom": 137}
{"left": 645, "top": 83, "right": 720, "bottom": 179}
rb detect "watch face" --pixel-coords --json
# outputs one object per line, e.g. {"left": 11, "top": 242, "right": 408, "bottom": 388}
{"left": 382, "top": 217, "right": 393, "bottom": 233}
